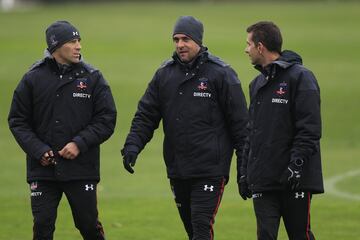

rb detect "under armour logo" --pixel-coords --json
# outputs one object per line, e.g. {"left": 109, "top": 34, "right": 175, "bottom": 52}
{"left": 73, "top": 31, "right": 79, "bottom": 36}
{"left": 85, "top": 184, "right": 94, "bottom": 191}
{"left": 204, "top": 185, "right": 214, "bottom": 192}
{"left": 295, "top": 192, "right": 305, "bottom": 199}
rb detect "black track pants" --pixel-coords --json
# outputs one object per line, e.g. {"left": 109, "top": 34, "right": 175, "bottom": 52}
{"left": 170, "top": 177, "right": 225, "bottom": 240}
{"left": 252, "top": 191, "right": 315, "bottom": 240}
{"left": 30, "top": 180, "right": 105, "bottom": 240}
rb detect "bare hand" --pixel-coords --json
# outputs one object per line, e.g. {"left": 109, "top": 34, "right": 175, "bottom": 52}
{"left": 58, "top": 142, "right": 80, "bottom": 160}
{"left": 40, "top": 150, "right": 55, "bottom": 166}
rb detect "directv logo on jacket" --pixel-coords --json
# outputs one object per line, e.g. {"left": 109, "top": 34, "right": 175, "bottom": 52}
{"left": 73, "top": 78, "right": 91, "bottom": 98}
{"left": 73, "top": 93, "right": 91, "bottom": 99}
{"left": 193, "top": 77, "right": 211, "bottom": 98}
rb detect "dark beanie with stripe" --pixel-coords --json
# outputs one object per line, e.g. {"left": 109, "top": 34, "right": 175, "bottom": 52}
{"left": 173, "top": 16, "right": 204, "bottom": 46}
{"left": 46, "top": 20, "right": 81, "bottom": 53}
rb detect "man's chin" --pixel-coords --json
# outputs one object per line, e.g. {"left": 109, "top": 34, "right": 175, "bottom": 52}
{"left": 178, "top": 57, "right": 189, "bottom": 63}
{"left": 72, "top": 58, "right": 80, "bottom": 64}
{"left": 251, "top": 59, "right": 258, "bottom": 65}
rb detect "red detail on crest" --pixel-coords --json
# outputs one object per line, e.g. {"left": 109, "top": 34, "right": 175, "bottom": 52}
{"left": 276, "top": 87, "right": 286, "bottom": 95}
{"left": 198, "top": 82, "right": 207, "bottom": 91}
{"left": 30, "top": 182, "right": 37, "bottom": 191}
{"left": 77, "top": 81, "right": 87, "bottom": 89}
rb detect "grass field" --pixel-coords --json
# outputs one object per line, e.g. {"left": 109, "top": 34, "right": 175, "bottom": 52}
{"left": 1, "top": 1, "right": 360, "bottom": 239}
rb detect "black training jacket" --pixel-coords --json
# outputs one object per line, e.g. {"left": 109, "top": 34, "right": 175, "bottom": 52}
{"left": 124, "top": 49, "right": 248, "bottom": 179}
{"left": 243, "top": 50, "right": 324, "bottom": 193}
{"left": 8, "top": 51, "right": 117, "bottom": 182}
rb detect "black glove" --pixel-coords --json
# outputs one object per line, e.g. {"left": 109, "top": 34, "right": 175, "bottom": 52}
{"left": 281, "top": 158, "right": 304, "bottom": 191}
{"left": 121, "top": 148, "right": 138, "bottom": 174}
{"left": 238, "top": 175, "right": 252, "bottom": 200}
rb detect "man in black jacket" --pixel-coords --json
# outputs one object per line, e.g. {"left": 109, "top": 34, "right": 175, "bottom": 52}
{"left": 121, "top": 16, "right": 248, "bottom": 240}
{"left": 8, "top": 21, "right": 117, "bottom": 240}
{"left": 240, "top": 21, "right": 323, "bottom": 240}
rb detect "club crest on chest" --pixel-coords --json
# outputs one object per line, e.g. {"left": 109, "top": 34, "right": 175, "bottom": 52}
{"left": 275, "top": 82, "right": 287, "bottom": 96}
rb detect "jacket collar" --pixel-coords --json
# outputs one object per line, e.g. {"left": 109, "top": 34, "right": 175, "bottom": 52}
{"left": 43, "top": 49, "right": 83, "bottom": 74}
{"left": 254, "top": 50, "right": 303, "bottom": 77}
{"left": 251, "top": 50, "right": 303, "bottom": 97}
{"left": 172, "top": 46, "right": 208, "bottom": 70}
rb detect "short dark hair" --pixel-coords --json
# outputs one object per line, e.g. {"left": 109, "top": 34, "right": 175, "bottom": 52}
{"left": 246, "top": 21, "right": 282, "bottom": 53}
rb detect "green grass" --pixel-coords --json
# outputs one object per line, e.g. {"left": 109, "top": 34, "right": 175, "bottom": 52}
{"left": 336, "top": 174, "right": 360, "bottom": 194}
{"left": 1, "top": 2, "right": 360, "bottom": 239}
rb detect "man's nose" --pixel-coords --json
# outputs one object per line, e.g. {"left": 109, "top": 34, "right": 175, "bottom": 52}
{"left": 177, "top": 40, "right": 185, "bottom": 48}
{"left": 76, "top": 40, "right": 81, "bottom": 49}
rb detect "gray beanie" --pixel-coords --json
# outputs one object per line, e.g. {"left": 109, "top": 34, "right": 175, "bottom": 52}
{"left": 173, "top": 16, "right": 204, "bottom": 46}
{"left": 46, "top": 20, "right": 81, "bottom": 53}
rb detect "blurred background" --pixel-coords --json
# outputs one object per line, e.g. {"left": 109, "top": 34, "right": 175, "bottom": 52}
{"left": 1, "top": 0, "right": 359, "bottom": 239}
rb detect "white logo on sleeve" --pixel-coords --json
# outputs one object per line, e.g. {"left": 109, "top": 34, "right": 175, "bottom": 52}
{"left": 204, "top": 185, "right": 214, "bottom": 192}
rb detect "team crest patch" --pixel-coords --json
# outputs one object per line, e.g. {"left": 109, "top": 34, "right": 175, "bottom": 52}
{"left": 30, "top": 182, "right": 38, "bottom": 191}
{"left": 276, "top": 82, "right": 287, "bottom": 95}
{"left": 76, "top": 78, "right": 88, "bottom": 91}
{"left": 197, "top": 77, "right": 208, "bottom": 91}
{"left": 49, "top": 35, "right": 58, "bottom": 46}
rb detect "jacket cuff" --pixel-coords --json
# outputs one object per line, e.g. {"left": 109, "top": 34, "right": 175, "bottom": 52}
{"left": 72, "top": 136, "right": 88, "bottom": 153}
{"left": 34, "top": 145, "right": 52, "bottom": 160}
{"left": 124, "top": 145, "right": 140, "bottom": 154}
{"left": 290, "top": 158, "right": 304, "bottom": 171}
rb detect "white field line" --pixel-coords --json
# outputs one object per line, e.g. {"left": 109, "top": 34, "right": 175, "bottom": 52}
{"left": 324, "top": 169, "right": 360, "bottom": 201}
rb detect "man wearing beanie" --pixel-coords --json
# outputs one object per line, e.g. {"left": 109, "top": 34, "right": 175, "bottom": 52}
{"left": 8, "top": 20, "right": 116, "bottom": 240}
{"left": 122, "top": 16, "right": 248, "bottom": 239}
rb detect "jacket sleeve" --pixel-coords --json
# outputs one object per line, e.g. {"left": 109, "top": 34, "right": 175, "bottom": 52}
{"left": 291, "top": 69, "right": 321, "bottom": 164}
{"left": 8, "top": 74, "right": 51, "bottom": 160}
{"left": 72, "top": 71, "right": 117, "bottom": 153}
{"left": 123, "top": 71, "right": 162, "bottom": 153}
{"left": 238, "top": 122, "right": 250, "bottom": 182}
{"left": 219, "top": 67, "right": 249, "bottom": 180}
{"left": 238, "top": 80, "right": 257, "bottom": 181}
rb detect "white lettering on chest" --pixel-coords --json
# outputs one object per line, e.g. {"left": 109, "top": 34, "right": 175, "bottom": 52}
{"left": 272, "top": 98, "right": 288, "bottom": 104}
{"left": 193, "top": 92, "right": 212, "bottom": 98}
{"left": 73, "top": 93, "right": 91, "bottom": 99}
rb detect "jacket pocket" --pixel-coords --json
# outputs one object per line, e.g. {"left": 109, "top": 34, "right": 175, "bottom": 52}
{"left": 190, "top": 96, "right": 216, "bottom": 125}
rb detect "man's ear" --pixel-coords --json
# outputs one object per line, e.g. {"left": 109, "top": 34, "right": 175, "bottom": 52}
{"left": 257, "top": 42, "right": 264, "bottom": 55}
